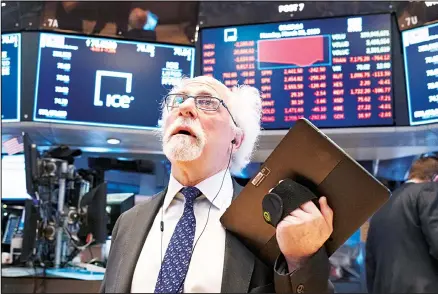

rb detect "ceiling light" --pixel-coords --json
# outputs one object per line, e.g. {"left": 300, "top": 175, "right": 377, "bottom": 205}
{"left": 107, "top": 138, "right": 121, "bottom": 145}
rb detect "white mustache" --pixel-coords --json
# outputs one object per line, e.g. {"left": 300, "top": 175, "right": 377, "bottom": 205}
{"left": 163, "top": 117, "right": 205, "bottom": 143}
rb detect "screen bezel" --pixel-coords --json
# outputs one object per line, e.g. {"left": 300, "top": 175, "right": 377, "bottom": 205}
{"left": 401, "top": 21, "right": 438, "bottom": 126}
{"left": 1, "top": 32, "right": 21, "bottom": 123}
{"left": 198, "top": 12, "right": 397, "bottom": 130}
{"left": 32, "top": 30, "right": 196, "bottom": 130}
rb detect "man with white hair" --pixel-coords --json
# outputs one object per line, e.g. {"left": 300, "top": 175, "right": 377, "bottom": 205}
{"left": 100, "top": 76, "right": 334, "bottom": 293}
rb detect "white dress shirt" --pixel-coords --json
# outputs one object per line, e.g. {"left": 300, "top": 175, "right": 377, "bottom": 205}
{"left": 131, "top": 169, "right": 233, "bottom": 293}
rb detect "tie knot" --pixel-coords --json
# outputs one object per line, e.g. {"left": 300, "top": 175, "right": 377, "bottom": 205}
{"left": 180, "top": 186, "right": 202, "bottom": 204}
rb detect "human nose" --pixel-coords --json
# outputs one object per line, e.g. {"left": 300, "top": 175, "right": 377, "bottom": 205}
{"left": 178, "top": 97, "right": 198, "bottom": 119}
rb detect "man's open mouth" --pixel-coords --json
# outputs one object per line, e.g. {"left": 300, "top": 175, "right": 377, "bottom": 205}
{"left": 172, "top": 127, "right": 197, "bottom": 138}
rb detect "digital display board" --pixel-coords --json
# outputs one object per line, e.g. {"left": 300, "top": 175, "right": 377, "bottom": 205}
{"left": 402, "top": 22, "right": 438, "bottom": 125}
{"left": 33, "top": 33, "right": 195, "bottom": 129}
{"left": 201, "top": 14, "right": 394, "bottom": 129}
{"left": 1, "top": 33, "right": 21, "bottom": 122}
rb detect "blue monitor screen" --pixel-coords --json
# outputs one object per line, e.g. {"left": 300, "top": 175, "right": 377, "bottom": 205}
{"left": 33, "top": 33, "right": 195, "bottom": 129}
{"left": 201, "top": 14, "right": 394, "bottom": 129}
{"left": 1, "top": 33, "right": 21, "bottom": 122}
{"left": 402, "top": 22, "right": 438, "bottom": 125}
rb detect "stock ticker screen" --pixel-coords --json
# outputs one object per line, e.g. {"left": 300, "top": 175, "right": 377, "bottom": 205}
{"left": 1, "top": 33, "right": 21, "bottom": 122}
{"left": 33, "top": 33, "right": 195, "bottom": 129}
{"left": 402, "top": 22, "right": 438, "bottom": 125}
{"left": 201, "top": 14, "right": 394, "bottom": 129}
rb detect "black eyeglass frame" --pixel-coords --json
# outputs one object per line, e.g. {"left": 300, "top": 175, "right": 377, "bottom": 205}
{"left": 164, "top": 94, "right": 239, "bottom": 127}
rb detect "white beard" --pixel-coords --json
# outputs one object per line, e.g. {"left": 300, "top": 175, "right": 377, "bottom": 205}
{"left": 162, "top": 117, "right": 206, "bottom": 162}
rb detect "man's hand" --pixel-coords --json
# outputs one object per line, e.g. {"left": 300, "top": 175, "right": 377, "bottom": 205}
{"left": 276, "top": 197, "right": 333, "bottom": 271}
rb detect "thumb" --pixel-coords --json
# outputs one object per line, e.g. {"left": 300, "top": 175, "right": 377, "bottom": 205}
{"left": 319, "top": 196, "right": 333, "bottom": 230}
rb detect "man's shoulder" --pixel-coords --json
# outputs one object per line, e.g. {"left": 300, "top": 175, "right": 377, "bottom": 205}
{"left": 118, "top": 190, "right": 165, "bottom": 222}
{"left": 395, "top": 182, "right": 437, "bottom": 201}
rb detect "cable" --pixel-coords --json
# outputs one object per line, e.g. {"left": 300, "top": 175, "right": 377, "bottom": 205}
{"left": 160, "top": 199, "right": 164, "bottom": 264}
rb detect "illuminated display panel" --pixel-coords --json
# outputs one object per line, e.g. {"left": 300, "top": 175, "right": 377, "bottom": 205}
{"left": 1, "top": 33, "right": 21, "bottom": 122}
{"left": 33, "top": 33, "right": 195, "bottom": 129}
{"left": 1, "top": 155, "right": 31, "bottom": 200}
{"left": 201, "top": 14, "right": 394, "bottom": 129}
{"left": 402, "top": 22, "right": 438, "bottom": 125}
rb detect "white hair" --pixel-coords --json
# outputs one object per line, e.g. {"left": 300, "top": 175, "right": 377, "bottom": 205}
{"left": 158, "top": 76, "right": 262, "bottom": 175}
{"left": 227, "top": 84, "right": 262, "bottom": 174}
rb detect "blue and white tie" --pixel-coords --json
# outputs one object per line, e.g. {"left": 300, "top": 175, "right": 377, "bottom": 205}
{"left": 154, "top": 186, "right": 202, "bottom": 293}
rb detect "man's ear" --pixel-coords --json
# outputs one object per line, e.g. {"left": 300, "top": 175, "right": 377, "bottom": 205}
{"left": 232, "top": 130, "right": 244, "bottom": 151}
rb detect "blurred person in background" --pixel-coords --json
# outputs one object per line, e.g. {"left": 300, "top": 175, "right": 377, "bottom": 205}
{"left": 56, "top": 1, "right": 83, "bottom": 32}
{"left": 366, "top": 156, "right": 438, "bottom": 293}
{"left": 100, "top": 76, "right": 334, "bottom": 293}
{"left": 124, "top": 7, "right": 157, "bottom": 42}
{"left": 91, "top": 2, "right": 130, "bottom": 36}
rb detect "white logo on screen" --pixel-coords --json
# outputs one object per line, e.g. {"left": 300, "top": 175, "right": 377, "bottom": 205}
{"left": 224, "top": 28, "right": 238, "bottom": 42}
{"left": 93, "top": 70, "right": 134, "bottom": 109}
{"left": 347, "top": 17, "right": 362, "bottom": 33}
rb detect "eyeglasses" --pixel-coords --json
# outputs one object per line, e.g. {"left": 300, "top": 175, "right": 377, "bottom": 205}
{"left": 165, "top": 93, "right": 238, "bottom": 127}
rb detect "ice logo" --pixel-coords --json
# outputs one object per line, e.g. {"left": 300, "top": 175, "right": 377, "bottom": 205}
{"left": 93, "top": 70, "right": 134, "bottom": 109}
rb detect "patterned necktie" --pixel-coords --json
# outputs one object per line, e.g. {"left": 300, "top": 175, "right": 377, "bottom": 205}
{"left": 154, "top": 186, "right": 202, "bottom": 293}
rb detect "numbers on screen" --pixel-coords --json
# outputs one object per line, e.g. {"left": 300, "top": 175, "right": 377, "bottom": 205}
{"left": 173, "top": 47, "right": 193, "bottom": 61}
{"left": 137, "top": 44, "right": 155, "bottom": 57}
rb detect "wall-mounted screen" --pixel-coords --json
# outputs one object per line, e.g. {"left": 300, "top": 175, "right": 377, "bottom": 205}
{"left": 33, "top": 33, "right": 195, "bottom": 129}
{"left": 1, "top": 155, "right": 31, "bottom": 200}
{"left": 402, "top": 22, "right": 438, "bottom": 125}
{"left": 1, "top": 33, "right": 21, "bottom": 122}
{"left": 201, "top": 14, "right": 394, "bottom": 129}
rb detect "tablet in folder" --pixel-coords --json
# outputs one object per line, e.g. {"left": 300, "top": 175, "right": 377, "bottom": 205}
{"left": 221, "top": 118, "right": 390, "bottom": 265}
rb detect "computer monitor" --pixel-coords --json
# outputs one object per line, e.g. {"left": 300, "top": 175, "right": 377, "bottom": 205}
{"left": 2, "top": 213, "right": 21, "bottom": 245}
{"left": 106, "top": 193, "right": 134, "bottom": 235}
{"left": 402, "top": 22, "right": 438, "bottom": 125}
{"left": 1, "top": 32, "right": 21, "bottom": 122}
{"left": 33, "top": 32, "right": 195, "bottom": 129}
{"left": 20, "top": 199, "right": 39, "bottom": 263}
{"left": 80, "top": 182, "right": 108, "bottom": 244}
{"left": 23, "top": 133, "right": 39, "bottom": 199}
{"left": 200, "top": 13, "right": 394, "bottom": 129}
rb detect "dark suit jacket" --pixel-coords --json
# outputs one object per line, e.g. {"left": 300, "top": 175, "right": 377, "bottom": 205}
{"left": 100, "top": 182, "right": 332, "bottom": 293}
{"left": 366, "top": 182, "right": 438, "bottom": 293}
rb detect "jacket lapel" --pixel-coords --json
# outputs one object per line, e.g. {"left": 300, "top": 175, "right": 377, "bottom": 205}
{"left": 115, "top": 189, "right": 166, "bottom": 293}
{"left": 221, "top": 181, "right": 255, "bottom": 293}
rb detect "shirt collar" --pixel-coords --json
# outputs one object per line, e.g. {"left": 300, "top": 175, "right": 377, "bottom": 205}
{"left": 163, "top": 169, "right": 233, "bottom": 213}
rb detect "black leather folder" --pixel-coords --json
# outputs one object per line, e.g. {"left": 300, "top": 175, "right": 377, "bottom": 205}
{"left": 221, "top": 118, "right": 390, "bottom": 266}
